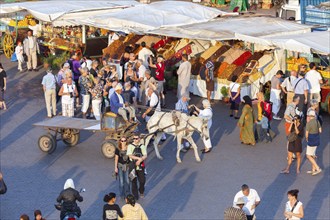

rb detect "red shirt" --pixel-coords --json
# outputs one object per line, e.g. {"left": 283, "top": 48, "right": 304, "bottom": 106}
{"left": 155, "top": 62, "right": 165, "bottom": 81}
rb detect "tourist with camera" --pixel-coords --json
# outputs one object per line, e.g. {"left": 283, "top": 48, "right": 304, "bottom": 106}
{"left": 58, "top": 76, "right": 78, "bottom": 117}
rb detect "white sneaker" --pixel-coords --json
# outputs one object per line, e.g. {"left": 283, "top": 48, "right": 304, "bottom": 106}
{"left": 184, "top": 142, "right": 190, "bottom": 148}
{"left": 273, "top": 116, "right": 282, "bottom": 120}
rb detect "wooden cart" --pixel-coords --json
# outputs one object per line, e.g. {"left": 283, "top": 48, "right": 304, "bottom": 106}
{"left": 0, "top": 21, "right": 29, "bottom": 58}
{"left": 33, "top": 113, "right": 139, "bottom": 159}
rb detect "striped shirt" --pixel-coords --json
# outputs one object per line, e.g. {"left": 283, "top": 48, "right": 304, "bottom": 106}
{"left": 224, "top": 207, "right": 247, "bottom": 220}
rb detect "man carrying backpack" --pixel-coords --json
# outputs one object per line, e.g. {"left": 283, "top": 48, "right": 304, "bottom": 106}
{"left": 127, "top": 133, "right": 147, "bottom": 200}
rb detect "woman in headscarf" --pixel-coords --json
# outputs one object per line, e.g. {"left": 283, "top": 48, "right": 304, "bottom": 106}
{"left": 56, "top": 179, "right": 83, "bottom": 220}
{"left": 237, "top": 96, "right": 256, "bottom": 146}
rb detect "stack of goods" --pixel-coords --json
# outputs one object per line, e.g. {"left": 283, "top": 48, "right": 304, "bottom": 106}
{"left": 153, "top": 37, "right": 171, "bottom": 50}
{"left": 211, "top": 45, "right": 231, "bottom": 62}
{"left": 104, "top": 34, "right": 143, "bottom": 60}
{"left": 221, "top": 48, "right": 245, "bottom": 64}
{"left": 305, "top": 2, "right": 330, "bottom": 26}
{"left": 136, "top": 36, "right": 162, "bottom": 46}
{"left": 103, "top": 35, "right": 126, "bottom": 59}
{"left": 233, "top": 51, "right": 252, "bottom": 66}
{"left": 157, "top": 40, "right": 178, "bottom": 60}
{"left": 200, "top": 42, "right": 223, "bottom": 60}
{"left": 8, "top": 15, "right": 36, "bottom": 27}
{"left": 319, "top": 66, "right": 330, "bottom": 80}
{"left": 286, "top": 57, "right": 309, "bottom": 72}
{"left": 246, "top": 51, "right": 264, "bottom": 63}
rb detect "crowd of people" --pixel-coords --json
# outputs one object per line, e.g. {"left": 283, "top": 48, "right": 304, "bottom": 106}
{"left": 1, "top": 27, "right": 327, "bottom": 220}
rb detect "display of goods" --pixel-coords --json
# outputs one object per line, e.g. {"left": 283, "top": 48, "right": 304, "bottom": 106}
{"left": 227, "top": 66, "right": 245, "bottom": 81}
{"left": 215, "top": 62, "right": 229, "bottom": 78}
{"left": 233, "top": 51, "right": 252, "bottom": 66}
{"left": 219, "top": 64, "right": 237, "bottom": 79}
{"left": 174, "top": 44, "right": 192, "bottom": 58}
{"left": 246, "top": 51, "right": 264, "bottom": 63}
{"left": 222, "top": 48, "right": 244, "bottom": 64}
{"left": 190, "top": 39, "right": 210, "bottom": 56}
{"left": 243, "top": 60, "right": 259, "bottom": 74}
{"left": 175, "top": 38, "right": 190, "bottom": 51}
{"left": 103, "top": 36, "right": 125, "bottom": 59}
{"left": 136, "top": 36, "right": 162, "bottom": 46}
{"left": 153, "top": 37, "right": 171, "bottom": 49}
{"left": 9, "top": 18, "right": 28, "bottom": 27}
{"left": 286, "top": 57, "right": 309, "bottom": 64}
{"left": 320, "top": 70, "right": 330, "bottom": 79}
{"left": 125, "top": 34, "right": 143, "bottom": 45}
{"left": 210, "top": 45, "right": 231, "bottom": 62}
{"left": 200, "top": 43, "right": 222, "bottom": 60}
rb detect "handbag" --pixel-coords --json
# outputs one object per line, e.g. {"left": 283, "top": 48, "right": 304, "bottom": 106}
{"left": 287, "top": 132, "right": 298, "bottom": 142}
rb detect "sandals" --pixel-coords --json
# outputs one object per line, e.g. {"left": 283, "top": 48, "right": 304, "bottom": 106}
{"left": 280, "top": 169, "right": 289, "bottom": 174}
{"left": 201, "top": 149, "right": 212, "bottom": 154}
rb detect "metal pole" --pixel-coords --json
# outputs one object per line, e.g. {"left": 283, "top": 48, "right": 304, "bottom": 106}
{"left": 82, "top": 25, "right": 86, "bottom": 44}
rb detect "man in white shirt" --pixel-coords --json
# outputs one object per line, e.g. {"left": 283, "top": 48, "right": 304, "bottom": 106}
{"left": 23, "top": 30, "right": 39, "bottom": 71}
{"left": 108, "top": 31, "right": 119, "bottom": 46}
{"left": 233, "top": 184, "right": 261, "bottom": 220}
{"left": 138, "top": 42, "right": 154, "bottom": 68}
{"left": 270, "top": 70, "right": 284, "bottom": 120}
{"left": 281, "top": 70, "right": 297, "bottom": 105}
{"left": 305, "top": 62, "right": 323, "bottom": 104}
{"left": 176, "top": 54, "right": 191, "bottom": 100}
{"left": 192, "top": 99, "right": 213, "bottom": 153}
{"left": 136, "top": 59, "right": 147, "bottom": 102}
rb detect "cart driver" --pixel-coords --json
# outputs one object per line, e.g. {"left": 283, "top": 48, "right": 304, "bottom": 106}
{"left": 110, "top": 83, "right": 136, "bottom": 124}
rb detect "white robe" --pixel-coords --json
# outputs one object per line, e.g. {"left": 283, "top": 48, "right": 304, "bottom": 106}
{"left": 177, "top": 61, "right": 191, "bottom": 99}
{"left": 270, "top": 88, "right": 281, "bottom": 115}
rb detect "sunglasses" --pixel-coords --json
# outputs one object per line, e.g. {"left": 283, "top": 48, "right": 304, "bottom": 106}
{"left": 121, "top": 140, "right": 127, "bottom": 142}
{"left": 133, "top": 137, "right": 139, "bottom": 140}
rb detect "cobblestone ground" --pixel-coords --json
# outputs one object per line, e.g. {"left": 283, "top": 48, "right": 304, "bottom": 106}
{"left": 0, "top": 55, "right": 329, "bottom": 220}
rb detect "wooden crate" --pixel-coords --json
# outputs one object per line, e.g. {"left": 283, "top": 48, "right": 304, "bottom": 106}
{"left": 262, "top": 3, "right": 273, "bottom": 9}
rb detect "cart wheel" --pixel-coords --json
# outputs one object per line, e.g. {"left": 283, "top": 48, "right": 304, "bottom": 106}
{"left": 101, "top": 140, "right": 117, "bottom": 159}
{"left": 2, "top": 34, "right": 14, "bottom": 58}
{"left": 61, "top": 129, "right": 80, "bottom": 146}
{"left": 38, "top": 134, "right": 57, "bottom": 154}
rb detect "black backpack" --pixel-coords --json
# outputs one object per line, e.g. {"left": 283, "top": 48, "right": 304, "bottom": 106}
{"left": 132, "top": 144, "right": 143, "bottom": 158}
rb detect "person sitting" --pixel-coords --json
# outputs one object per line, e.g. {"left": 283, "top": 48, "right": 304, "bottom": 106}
{"left": 110, "top": 83, "right": 135, "bottom": 124}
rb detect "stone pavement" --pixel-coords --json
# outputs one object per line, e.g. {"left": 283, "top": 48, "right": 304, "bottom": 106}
{"left": 0, "top": 54, "right": 329, "bottom": 219}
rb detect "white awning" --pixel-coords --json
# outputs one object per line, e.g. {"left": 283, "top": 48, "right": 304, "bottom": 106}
{"left": 72, "top": 1, "right": 226, "bottom": 33}
{"left": 264, "top": 31, "right": 330, "bottom": 55}
{"left": 0, "top": 1, "right": 139, "bottom": 22}
{"left": 147, "top": 17, "right": 312, "bottom": 41}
